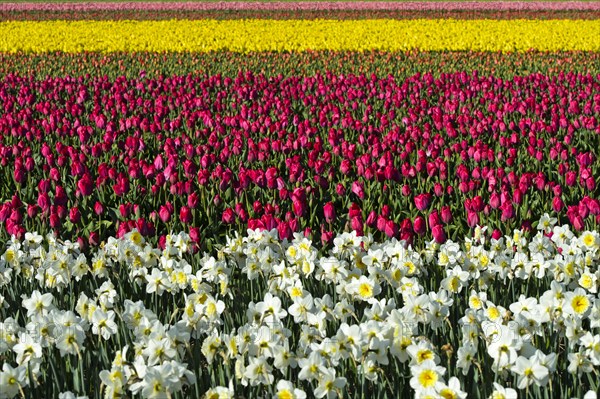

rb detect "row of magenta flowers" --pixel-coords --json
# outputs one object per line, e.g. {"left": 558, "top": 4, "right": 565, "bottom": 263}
{"left": 0, "top": 71, "right": 598, "bottom": 250}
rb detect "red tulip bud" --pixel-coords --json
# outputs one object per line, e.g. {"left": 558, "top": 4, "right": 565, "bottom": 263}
{"left": 69, "top": 207, "right": 81, "bottom": 223}
{"left": 159, "top": 205, "right": 171, "bottom": 223}
{"left": 323, "top": 202, "right": 336, "bottom": 223}
{"left": 414, "top": 193, "right": 432, "bottom": 212}
{"left": 179, "top": 206, "right": 192, "bottom": 224}
{"left": 321, "top": 230, "right": 334, "bottom": 245}
{"left": 94, "top": 201, "right": 104, "bottom": 216}
{"left": 351, "top": 216, "right": 364, "bottom": 236}
{"left": 467, "top": 211, "right": 480, "bottom": 228}
{"left": 89, "top": 231, "right": 100, "bottom": 246}
{"left": 414, "top": 216, "right": 426, "bottom": 236}
{"left": 222, "top": 208, "right": 236, "bottom": 224}
{"left": 384, "top": 220, "right": 399, "bottom": 238}
{"left": 552, "top": 197, "right": 564, "bottom": 212}
{"left": 441, "top": 206, "right": 453, "bottom": 224}
{"left": 277, "top": 221, "right": 293, "bottom": 241}
{"left": 187, "top": 192, "right": 199, "bottom": 209}
{"left": 366, "top": 211, "right": 377, "bottom": 228}
{"left": 432, "top": 225, "right": 447, "bottom": 244}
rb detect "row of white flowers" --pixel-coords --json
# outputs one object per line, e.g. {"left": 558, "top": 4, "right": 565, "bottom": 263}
{"left": 0, "top": 214, "right": 599, "bottom": 398}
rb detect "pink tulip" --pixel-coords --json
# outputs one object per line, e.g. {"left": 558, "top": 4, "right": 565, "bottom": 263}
{"left": 384, "top": 220, "right": 399, "bottom": 238}
{"left": 187, "top": 192, "right": 199, "bottom": 209}
{"left": 179, "top": 206, "right": 192, "bottom": 224}
{"left": 159, "top": 205, "right": 171, "bottom": 223}
{"left": 351, "top": 216, "right": 364, "bottom": 236}
{"left": 94, "top": 201, "right": 104, "bottom": 216}
{"left": 323, "top": 202, "right": 336, "bottom": 223}
{"left": 414, "top": 216, "right": 426, "bottom": 236}
{"left": 552, "top": 197, "right": 564, "bottom": 212}
{"left": 321, "top": 229, "right": 334, "bottom": 245}
{"left": 222, "top": 208, "right": 236, "bottom": 224}
{"left": 277, "top": 221, "right": 293, "bottom": 240}
{"left": 69, "top": 207, "right": 81, "bottom": 223}
{"left": 414, "top": 193, "right": 432, "bottom": 211}
{"left": 432, "top": 225, "right": 447, "bottom": 244}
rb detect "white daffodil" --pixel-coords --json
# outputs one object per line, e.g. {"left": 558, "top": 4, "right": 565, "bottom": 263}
{"left": 564, "top": 288, "right": 592, "bottom": 318}
{"left": 91, "top": 308, "right": 118, "bottom": 340}
{"left": 511, "top": 355, "right": 549, "bottom": 389}
{"left": 313, "top": 367, "right": 346, "bottom": 399}
{"left": 203, "top": 382, "right": 235, "bottom": 399}
{"left": 255, "top": 293, "right": 287, "bottom": 323}
{"left": 0, "top": 363, "right": 28, "bottom": 399}
{"left": 273, "top": 379, "right": 307, "bottom": 399}
{"left": 243, "top": 355, "right": 274, "bottom": 386}
{"left": 437, "top": 377, "right": 467, "bottom": 399}
{"left": 22, "top": 290, "right": 55, "bottom": 318}
{"left": 13, "top": 332, "right": 42, "bottom": 364}
{"left": 488, "top": 382, "right": 517, "bottom": 399}
{"left": 345, "top": 275, "right": 381, "bottom": 302}
{"left": 409, "top": 359, "right": 445, "bottom": 392}
{"left": 298, "top": 352, "right": 327, "bottom": 381}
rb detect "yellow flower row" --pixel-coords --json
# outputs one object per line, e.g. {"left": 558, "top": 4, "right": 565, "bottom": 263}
{"left": 0, "top": 19, "right": 599, "bottom": 53}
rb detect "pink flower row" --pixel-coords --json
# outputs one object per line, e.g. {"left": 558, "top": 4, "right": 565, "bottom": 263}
{"left": 1, "top": 1, "right": 599, "bottom": 12}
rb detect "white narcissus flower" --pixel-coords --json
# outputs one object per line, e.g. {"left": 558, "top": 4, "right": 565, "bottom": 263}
{"left": 578, "top": 269, "right": 598, "bottom": 293}
{"left": 409, "top": 359, "right": 445, "bottom": 392}
{"left": 403, "top": 293, "right": 432, "bottom": 324}
{"left": 437, "top": 241, "right": 462, "bottom": 268}
{"left": 255, "top": 292, "right": 287, "bottom": 323}
{"left": 567, "top": 349, "right": 594, "bottom": 376}
{"left": 579, "top": 332, "right": 600, "bottom": 365}
{"left": 346, "top": 276, "right": 381, "bottom": 302}
{"left": 0, "top": 363, "right": 28, "bottom": 398}
{"left": 357, "top": 358, "right": 379, "bottom": 382}
{"left": 12, "top": 333, "right": 42, "bottom": 365}
{"left": 138, "top": 366, "right": 169, "bottom": 399}
{"left": 488, "top": 382, "right": 517, "bottom": 399}
{"left": 407, "top": 340, "right": 439, "bottom": 367}
{"left": 58, "top": 392, "right": 89, "bottom": 399}
{"left": 564, "top": 288, "right": 592, "bottom": 318}
{"left": 143, "top": 337, "right": 177, "bottom": 366}
{"left": 243, "top": 356, "right": 274, "bottom": 386}
{"left": 273, "top": 379, "right": 307, "bottom": 399}
{"left": 511, "top": 355, "right": 549, "bottom": 389}
{"left": 337, "top": 323, "right": 363, "bottom": 360}
{"left": 456, "top": 343, "right": 477, "bottom": 376}
{"left": 438, "top": 377, "right": 467, "bottom": 399}
{"left": 96, "top": 279, "right": 118, "bottom": 310}
{"left": 146, "top": 268, "right": 171, "bottom": 295}
{"left": 441, "top": 266, "right": 469, "bottom": 294}
{"left": 536, "top": 213, "right": 557, "bottom": 233}
{"left": 55, "top": 326, "right": 85, "bottom": 356}
{"left": 203, "top": 381, "right": 235, "bottom": 399}
{"left": 314, "top": 367, "right": 346, "bottom": 399}
{"left": 288, "top": 294, "right": 314, "bottom": 324}
{"left": 201, "top": 333, "right": 222, "bottom": 365}
{"left": 297, "top": 352, "right": 327, "bottom": 381}
{"left": 579, "top": 231, "right": 599, "bottom": 250}
{"left": 273, "top": 341, "right": 297, "bottom": 371}
{"left": 21, "top": 290, "right": 55, "bottom": 318}
{"left": 91, "top": 309, "right": 117, "bottom": 340}
{"left": 486, "top": 324, "right": 522, "bottom": 369}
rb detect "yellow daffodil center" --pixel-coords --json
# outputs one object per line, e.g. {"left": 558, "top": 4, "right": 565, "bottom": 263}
{"left": 278, "top": 390, "right": 293, "bottom": 399}
{"left": 358, "top": 283, "right": 373, "bottom": 298}
{"left": 572, "top": 295, "right": 590, "bottom": 314}
{"left": 418, "top": 369, "right": 438, "bottom": 388}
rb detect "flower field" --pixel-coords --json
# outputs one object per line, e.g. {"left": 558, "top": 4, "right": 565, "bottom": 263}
{"left": 2, "top": 19, "right": 600, "bottom": 52}
{"left": 0, "top": 1, "right": 599, "bottom": 399}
